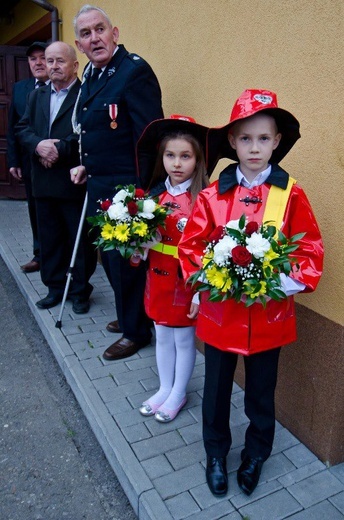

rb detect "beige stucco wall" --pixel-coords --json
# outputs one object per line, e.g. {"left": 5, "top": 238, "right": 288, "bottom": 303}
{"left": 3, "top": 0, "right": 343, "bottom": 325}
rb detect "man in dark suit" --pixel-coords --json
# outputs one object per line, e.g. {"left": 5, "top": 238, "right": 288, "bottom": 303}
{"left": 71, "top": 5, "right": 164, "bottom": 359}
{"left": 7, "top": 41, "right": 49, "bottom": 273}
{"left": 16, "top": 41, "right": 96, "bottom": 313}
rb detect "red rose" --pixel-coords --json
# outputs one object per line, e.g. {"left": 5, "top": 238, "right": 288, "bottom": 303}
{"left": 245, "top": 221, "right": 259, "bottom": 236}
{"left": 208, "top": 225, "right": 225, "bottom": 243}
{"left": 232, "top": 245, "right": 252, "bottom": 267}
{"left": 127, "top": 200, "right": 139, "bottom": 216}
{"left": 100, "top": 199, "right": 112, "bottom": 211}
{"left": 135, "top": 188, "right": 145, "bottom": 198}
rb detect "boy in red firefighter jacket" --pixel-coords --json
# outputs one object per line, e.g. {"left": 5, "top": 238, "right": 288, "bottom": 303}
{"left": 178, "top": 89, "right": 324, "bottom": 497}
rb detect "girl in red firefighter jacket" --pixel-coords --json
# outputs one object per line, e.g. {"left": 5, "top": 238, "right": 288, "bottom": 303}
{"left": 178, "top": 90, "right": 324, "bottom": 497}
{"left": 136, "top": 115, "right": 209, "bottom": 422}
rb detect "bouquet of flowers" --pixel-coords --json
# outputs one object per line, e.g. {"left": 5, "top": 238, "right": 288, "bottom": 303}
{"left": 188, "top": 214, "right": 305, "bottom": 307}
{"left": 87, "top": 184, "right": 169, "bottom": 259}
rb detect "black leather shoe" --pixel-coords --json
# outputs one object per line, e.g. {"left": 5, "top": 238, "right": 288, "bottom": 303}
{"left": 72, "top": 298, "right": 90, "bottom": 314}
{"left": 36, "top": 294, "right": 62, "bottom": 309}
{"left": 206, "top": 456, "right": 228, "bottom": 496}
{"left": 237, "top": 456, "right": 264, "bottom": 495}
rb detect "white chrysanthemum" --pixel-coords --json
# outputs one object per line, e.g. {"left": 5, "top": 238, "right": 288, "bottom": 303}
{"left": 107, "top": 201, "right": 129, "bottom": 221}
{"left": 143, "top": 199, "right": 156, "bottom": 213}
{"left": 225, "top": 218, "right": 245, "bottom": 231}
{"left": 113, "top": 189, "right": 129, "bottom": 203}
{"left": 246, "top": 232, "right": 271, "bottom": 258}
{"left": 213, "top": 235, "right": 238, "bottom": 265}
{"left": 138, "top": 199, "right": 156, "bottom": 220}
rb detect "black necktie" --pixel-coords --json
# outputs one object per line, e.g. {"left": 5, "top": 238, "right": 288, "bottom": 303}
{"left": 36, "top": 81, "right": 46, "bottom": 88}
{"left": 89, "top": 68, "right": 101, "bottom": 94}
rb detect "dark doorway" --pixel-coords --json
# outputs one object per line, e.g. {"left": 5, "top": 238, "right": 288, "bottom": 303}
{"left": 0, "top": 45, "right": 29, "bottom": 198}
{"left": 0, "top": 11, "right": 52, "bottom": 199}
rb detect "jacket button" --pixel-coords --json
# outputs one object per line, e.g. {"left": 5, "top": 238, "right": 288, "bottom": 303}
{"left": 83, "top": 107, "right": 87, "bottom": 111}
{"left": 84, "top": 152, "right": 88, "bottom": 157}
{"left": 82, "top": 130, "right": 86, "bottom": 134}
{"left": 88, "top": 174, "right": 92, "bottom": 178}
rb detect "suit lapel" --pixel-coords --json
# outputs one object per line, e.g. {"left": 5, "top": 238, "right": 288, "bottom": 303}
{"left": 26, "top": 77, "right": 35, "bottom": 95}
{"left": 36, "top": 86, "right": 51, "bottom": 133}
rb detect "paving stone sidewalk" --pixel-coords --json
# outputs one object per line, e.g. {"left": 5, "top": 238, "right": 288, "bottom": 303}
{"left": 1, "top": 199, "right": 343, "bottom": 520}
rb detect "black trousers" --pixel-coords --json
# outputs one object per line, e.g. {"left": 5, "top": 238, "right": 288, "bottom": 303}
{"left": 203, "top": 343, "right": 281, "bottom": 461}
{"left": 35, "top": 197, "right": 97, "bottom": 298}
{"left": 23, "top": 173, "right": 39, "bottom": 261}
{"left": 101, "top": 248, "right": 152, "bottom": 344}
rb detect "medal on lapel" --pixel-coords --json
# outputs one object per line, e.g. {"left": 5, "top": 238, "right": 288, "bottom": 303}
{"left": 109, "top": 104, "right": 118, "bottom": 129}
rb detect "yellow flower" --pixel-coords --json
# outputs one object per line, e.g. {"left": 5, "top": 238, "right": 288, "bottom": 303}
{"left": 202, "top": 250, "right": 214, "bottom": 268}
{"left": 113, "top": 223, "right": 130, "bottom": 243}
{"left": 264, "top": 248, "right": 279, "bottom": 262}
{"left": 155, "top": 206, "right": 167, "bottom": 216}
{"left": 263, "top": 248, "right": 279, "bottom": 272}
{"left": 244, "top": 281, "right": 267, "bottom": 298}
{"left": 101, "top": 223, "right": 117, "bottom": 241}
{"left": 205, "top": 265, "right": 232, "bottom": 291}
{"left": 132, "top": 221, "right": 149, "bottom": 237}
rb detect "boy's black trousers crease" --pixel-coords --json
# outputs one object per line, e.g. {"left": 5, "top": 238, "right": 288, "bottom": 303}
{"left": 202, "top": 343, "right": 281, "bottom": 461}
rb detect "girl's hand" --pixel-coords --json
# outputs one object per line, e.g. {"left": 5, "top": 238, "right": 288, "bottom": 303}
{"left": 187, "top": 302, "right": 199, "bottom": 319}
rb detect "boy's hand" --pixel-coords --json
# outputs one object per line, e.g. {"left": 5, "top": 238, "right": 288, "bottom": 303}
{"left": 187, "top": 302, "right": 199, "bottom": 320}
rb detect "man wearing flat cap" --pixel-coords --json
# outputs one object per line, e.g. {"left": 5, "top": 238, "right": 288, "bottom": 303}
{"left": 7, "top": 41, "right": 49, "bottom": 273}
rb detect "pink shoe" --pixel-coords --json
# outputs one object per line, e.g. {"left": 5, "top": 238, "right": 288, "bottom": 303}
{"left": 139, "top": 400, "right": 165, "bottom": 417}
{"left": 155, "top": 397, "right": 187, "bottom": 423}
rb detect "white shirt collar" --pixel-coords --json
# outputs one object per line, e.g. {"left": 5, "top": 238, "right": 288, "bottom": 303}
{"left": 35, "top": 79, "right": 49, "bottom": 86}
{"left": 236, "top": 165, "right": 272, "bottom": 188}
{"left": 165, "top": 176, "right": 192, "bottom": 195}
{"left": 51, "top": 77, "right": 77, "bottom": 94}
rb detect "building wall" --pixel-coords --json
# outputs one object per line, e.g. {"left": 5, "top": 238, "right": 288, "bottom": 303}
{"left": 5, "top": 0, "right": 341, "bottom": 324}
{"left": 2, "top": 0, "right": 343, "bottom": 463}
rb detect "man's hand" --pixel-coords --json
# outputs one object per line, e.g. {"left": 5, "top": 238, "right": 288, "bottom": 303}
{"left": 39, "top": 157, "right": 53, "bottom": 168}
{"left": 36, "top": 139, "right": 60, "bottom": 163}
{"left": 70, "top": 165, "right": 87, "bottom": 185}
{"left": 9, "top": 167, "right": 22, "bottom": 180}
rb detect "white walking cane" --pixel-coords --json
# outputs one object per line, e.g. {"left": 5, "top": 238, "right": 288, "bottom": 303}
{"left": 55, "top": 191, "right": 88, "bottom": 328}
{"left": 55, "top": 82, "right": 90, "bottom": 329}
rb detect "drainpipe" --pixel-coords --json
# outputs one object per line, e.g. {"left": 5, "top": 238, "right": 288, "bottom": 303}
{"left": 30, "top": 0, "right": 60, "bottom": 42}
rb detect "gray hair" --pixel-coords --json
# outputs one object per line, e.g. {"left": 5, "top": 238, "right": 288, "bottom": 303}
{"left": 73, "top": 4, "right": 113, "bottom": 36}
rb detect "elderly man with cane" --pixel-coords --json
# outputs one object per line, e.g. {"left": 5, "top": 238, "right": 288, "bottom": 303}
{"left": 70, "top": 5, "right": 163, "bottom": 360}
{"left": 16, "top": 41, "right": 96, "bottom": 313}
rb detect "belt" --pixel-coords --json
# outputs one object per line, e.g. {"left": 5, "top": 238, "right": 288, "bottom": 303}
{"left": 151, "top": 242, "right": 178, "bottom": 258}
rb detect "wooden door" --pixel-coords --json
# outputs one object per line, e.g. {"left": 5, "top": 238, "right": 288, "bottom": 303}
{"left": 0, "top": 45, "right": 30, "bottom": 199}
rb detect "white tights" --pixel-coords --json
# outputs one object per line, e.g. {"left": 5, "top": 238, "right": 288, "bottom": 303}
{"left": 146, "top": 324, "right": 197, "bottom": 410}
